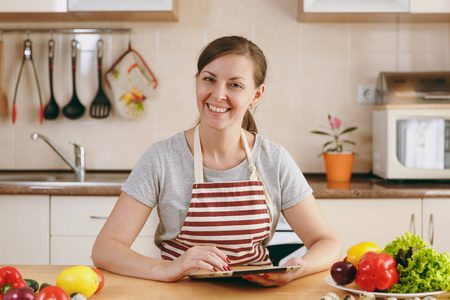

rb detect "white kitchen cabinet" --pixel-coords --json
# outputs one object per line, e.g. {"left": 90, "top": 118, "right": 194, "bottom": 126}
{"left": 0, "top": 195, "right": 50, "bottom": 265}
{"left": 317, "top": 198, "right": 421, "bottom": 253}
{"left": 50, "top": 196, "right": 160, "bottom": 265}
{"left": 0, "top": 0, "right": 66, "bottom": 12}
{"left": 0, "top": 0, "right": 178, "bottom": 21}
{"left": 302, "top": 0, "right": 410, "bottom": 13}
{"left": 67, "top": 0, "right": 174, "bottom": 12}
{"left": 422, "top": 198, "right": 450, "bottom": 253}
{"left": 410, "top": 0, "right": 450, "bottom": 13}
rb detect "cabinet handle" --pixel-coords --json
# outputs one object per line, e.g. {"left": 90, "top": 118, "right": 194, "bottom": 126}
{"left": 90, "top": 216, "right": 108, "bottom": 220}
{"left": 429, "top": 214, "right": 434, "bottom": 246}
{"left": 409, "top": 214, "right": 416, "bottom": 235}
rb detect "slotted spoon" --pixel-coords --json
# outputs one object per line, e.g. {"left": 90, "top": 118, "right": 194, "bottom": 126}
{"left": 0, "top": 41, "right": 8, "bottom": 115}
{"left": 89, "top": 39, "right": 110, "bottom": 118}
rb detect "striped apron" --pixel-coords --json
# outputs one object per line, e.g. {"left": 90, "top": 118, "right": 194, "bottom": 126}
{"left": 160, "top": 126, "right": 273, "bottom": 266}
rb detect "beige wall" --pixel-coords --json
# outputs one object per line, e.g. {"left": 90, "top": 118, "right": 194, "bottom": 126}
{"left": 0, "top": 0, "right": 448, "bottom": 174}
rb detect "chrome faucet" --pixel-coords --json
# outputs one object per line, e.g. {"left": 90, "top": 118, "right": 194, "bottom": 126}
{"left": 31, "top": 132, "right": 86, "bottom": 181}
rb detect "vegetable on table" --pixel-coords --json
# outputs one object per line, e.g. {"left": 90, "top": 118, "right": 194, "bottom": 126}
{"left": 24, "top": 279, "right": 40, "bottom": 293}
{"left": 39, "top": 283, "right": 51, "bottom": 292}
{"left": 355, "top": 251, "right": 399, "bottom": 292}
{"left": 382, "top": 232, "right": 450, "bottom": 293}
{"left": 330, "top": 261, "right": 357, "bottom": 285}
{"left": 56, "top": 266, "right": 99, "bottom": 298}
{"left": 0, "top": 267, "right": 28, "bottom": 297}
{"left": 90, "top": 268, "right": 104, "bottom": 294}
{"left": 346, "top": 242, "right": 381, "bottom": 268}
{"left": 3, "top": 287, "right": 35, "bottom": 300}
{"left": 36, "top": 285, "right": 69, "bottom": 300}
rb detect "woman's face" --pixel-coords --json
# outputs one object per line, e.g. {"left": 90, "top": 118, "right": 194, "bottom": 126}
{"left": 196, "top": 54, "right": 264, "bottom": 131}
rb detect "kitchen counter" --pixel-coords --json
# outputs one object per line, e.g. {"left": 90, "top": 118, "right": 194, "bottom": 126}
{"left": 6, "top": 265, "right": 450, "bottom": 299}
{"left": 0, "top": 172, "right": 450, "bottom": 198}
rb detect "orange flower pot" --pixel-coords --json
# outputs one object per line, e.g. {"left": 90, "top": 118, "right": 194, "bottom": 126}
{"left": 323, "top": 152, "right": 355, "bottom": 182}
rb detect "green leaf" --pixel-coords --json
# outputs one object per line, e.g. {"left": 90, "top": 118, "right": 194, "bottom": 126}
{"left": 311, "top": 130, "right": 331, "bottom": 136}
{"left": 382, "top": 232, "right": 450, "bottom": 293}
{"left": 340, "top": 127, "right": 357, "bottom": 134}
{"left": 342, "top": 140, "right": 356, "bottom": 145}
{"left": 322, "top": 141, "right": 333, "bottom": 148}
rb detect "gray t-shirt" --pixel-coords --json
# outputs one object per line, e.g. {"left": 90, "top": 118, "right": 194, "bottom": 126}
{"left": 122, "top": 131, "right": 313, "bottom": 249}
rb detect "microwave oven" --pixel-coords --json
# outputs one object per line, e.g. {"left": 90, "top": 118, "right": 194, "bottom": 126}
{"left": 372, "top": 106, "right": 450, "bottom": 180}
{"left": 373, "top": 71, "right": 450, "bottom": 180}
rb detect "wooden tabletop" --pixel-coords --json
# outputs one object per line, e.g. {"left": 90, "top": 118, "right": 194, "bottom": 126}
{"left": 7, "top": 265, "right": 450, "bottom": 299}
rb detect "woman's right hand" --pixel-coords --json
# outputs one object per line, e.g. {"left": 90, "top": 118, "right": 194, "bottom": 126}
{"left": 162, "top": 245, "right": 231, "bottom": 282}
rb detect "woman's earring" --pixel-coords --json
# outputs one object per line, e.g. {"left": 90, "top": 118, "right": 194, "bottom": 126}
{"left": 249, "top": 102, "right": 257, "bottom": 113}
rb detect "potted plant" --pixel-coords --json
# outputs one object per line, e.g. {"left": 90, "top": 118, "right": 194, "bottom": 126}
{"left": 311, "top": 114, "right": 357, "bottom": 182}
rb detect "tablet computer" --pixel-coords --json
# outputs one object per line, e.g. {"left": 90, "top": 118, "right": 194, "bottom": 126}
{"left": 189, "top": 265, "right": 301, "bottom": 279}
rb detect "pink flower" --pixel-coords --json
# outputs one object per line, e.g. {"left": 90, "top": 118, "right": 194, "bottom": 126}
{"left": 329, "top": 117, "right": 341, "bottom": 129}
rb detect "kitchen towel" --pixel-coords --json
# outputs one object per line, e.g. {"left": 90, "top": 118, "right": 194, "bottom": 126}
{"left": 105, "top": 48, "right": 157, "bottom": 119}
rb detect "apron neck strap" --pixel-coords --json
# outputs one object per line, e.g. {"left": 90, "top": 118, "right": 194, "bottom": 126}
{"left": 193, "top": 125, "right": 255, "bottom": 183}
{"left": 194, "top": 125, "right": 204, "bottom": 183}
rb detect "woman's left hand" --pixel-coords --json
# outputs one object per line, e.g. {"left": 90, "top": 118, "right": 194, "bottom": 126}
{"left": 242, "top": 257, "right": 303, "bottom": 287}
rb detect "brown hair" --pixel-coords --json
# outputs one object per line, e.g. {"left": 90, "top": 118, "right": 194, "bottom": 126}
{"left": 197, "top": 36, "right": 267, "bottom": 133}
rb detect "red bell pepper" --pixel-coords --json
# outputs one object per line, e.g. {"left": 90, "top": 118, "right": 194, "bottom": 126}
{"left": 355, "top": 251, "right": 399, "bottom": 292}
{"left": 36, "top": 285, "right": 69, "bottom": 300}
{"left": 0, "top": 267, "right": 28, "bottom": 298}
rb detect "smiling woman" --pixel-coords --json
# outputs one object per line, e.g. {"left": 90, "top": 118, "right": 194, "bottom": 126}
{"left": 195, "top": 54, "right": 264, "bottom": 135}
{"left": 195, "top": 35, "right": 267, "bottom": 134}
{"left": 91, "top": 35, "right": 341, "bottom": 286}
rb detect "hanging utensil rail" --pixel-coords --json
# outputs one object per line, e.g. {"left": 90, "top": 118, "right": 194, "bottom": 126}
{"left": 0, "top": 28, "right": 131, "bottom": 35}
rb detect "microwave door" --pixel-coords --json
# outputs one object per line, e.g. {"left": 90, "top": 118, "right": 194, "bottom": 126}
{"left": 397, "top": 119, "right": 445, "bottom": 170}
{"left": 446, "top": 120, "right": 450, "bottom": 168}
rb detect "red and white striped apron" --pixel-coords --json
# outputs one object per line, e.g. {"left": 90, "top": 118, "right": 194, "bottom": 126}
{"left": 160, "top": 126, "right": 273, "bottom": 266}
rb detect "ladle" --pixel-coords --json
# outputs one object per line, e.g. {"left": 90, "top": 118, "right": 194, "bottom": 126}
{"left": 43, "top": 39, "right": 59, "bottom": 120}
{"left": 0, "top": 41, "right": 8, "bottom": 115}
{"left": 62, "top": 40, "right": 85, "bottom": 119}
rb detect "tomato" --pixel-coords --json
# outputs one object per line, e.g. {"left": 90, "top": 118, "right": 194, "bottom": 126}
{"left": 36, "top": 285, "right": 69, "bottom": 300}
{"left": 91, "top": 268, "right": 104, "bottom": 293}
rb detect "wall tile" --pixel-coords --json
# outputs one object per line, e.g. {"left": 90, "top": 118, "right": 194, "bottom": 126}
{"left": 0, "top": 0, "right": 449, "bottom": 174}
{"left": 350, "top": 22, "right": 397, "bottom": 53}
{"left": 398, "top": 22, "right": 448, "bottom": 54}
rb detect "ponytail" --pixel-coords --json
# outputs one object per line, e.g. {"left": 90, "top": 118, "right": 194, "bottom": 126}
{"left": 242, "top": 109, "right": 258, "bottom": 134}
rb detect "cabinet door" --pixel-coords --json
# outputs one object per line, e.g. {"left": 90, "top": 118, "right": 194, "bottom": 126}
{"left": 0, "top": 0, "right": 66, "bottom": 12}
{"left": 67, "top": 0, "right": 174, "bottom": 11}
{"left": 317, "top": 198, "right": 421, "bottom": 253}
{"left": 50, "top": 196, "right": 159, "bottom": 265}
{"left": 302, "top": 0, "right": 410, "bottom": 13}
{"left": 422, "top": 198, "right": 450, "bottom": 253}
{"left": 0, "top": 195, "right": 49, "bottom": 264}
{"left": 410, "top": 0, "right": 450, "bottom": 13}
{"left": 51, "top": 196, "right": 158, "bottom": 237}
{"left": 51, "top": 236, "right": 160, "bottom": 265}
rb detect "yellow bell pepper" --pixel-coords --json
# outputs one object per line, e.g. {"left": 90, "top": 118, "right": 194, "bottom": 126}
{"left": 346, "top": 242, "right": 381, "bottom": 268}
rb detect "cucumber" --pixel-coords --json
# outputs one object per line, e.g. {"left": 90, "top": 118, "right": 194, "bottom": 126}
{"left": 24, "top": 279, "right": 39, "bottom": 292}
{"left": 39, "top": 282, "right": 51, "bottom": 292}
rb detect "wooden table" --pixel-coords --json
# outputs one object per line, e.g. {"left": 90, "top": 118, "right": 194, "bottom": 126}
{"left": 6, "top": 265, "right": 450, "bottom": 299}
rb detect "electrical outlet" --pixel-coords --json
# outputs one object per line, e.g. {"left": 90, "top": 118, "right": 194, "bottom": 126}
{"left": 358, "top": 84, "right": 376, "bottom": 104}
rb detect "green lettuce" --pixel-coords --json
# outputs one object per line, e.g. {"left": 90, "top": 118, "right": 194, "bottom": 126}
{"left": 382, "top": 232, "right": 450, "bottom": 293}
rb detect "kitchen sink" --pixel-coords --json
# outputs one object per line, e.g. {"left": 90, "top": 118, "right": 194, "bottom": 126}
{"left": 0, "top": 171, "right": 130, "bottom": 187}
